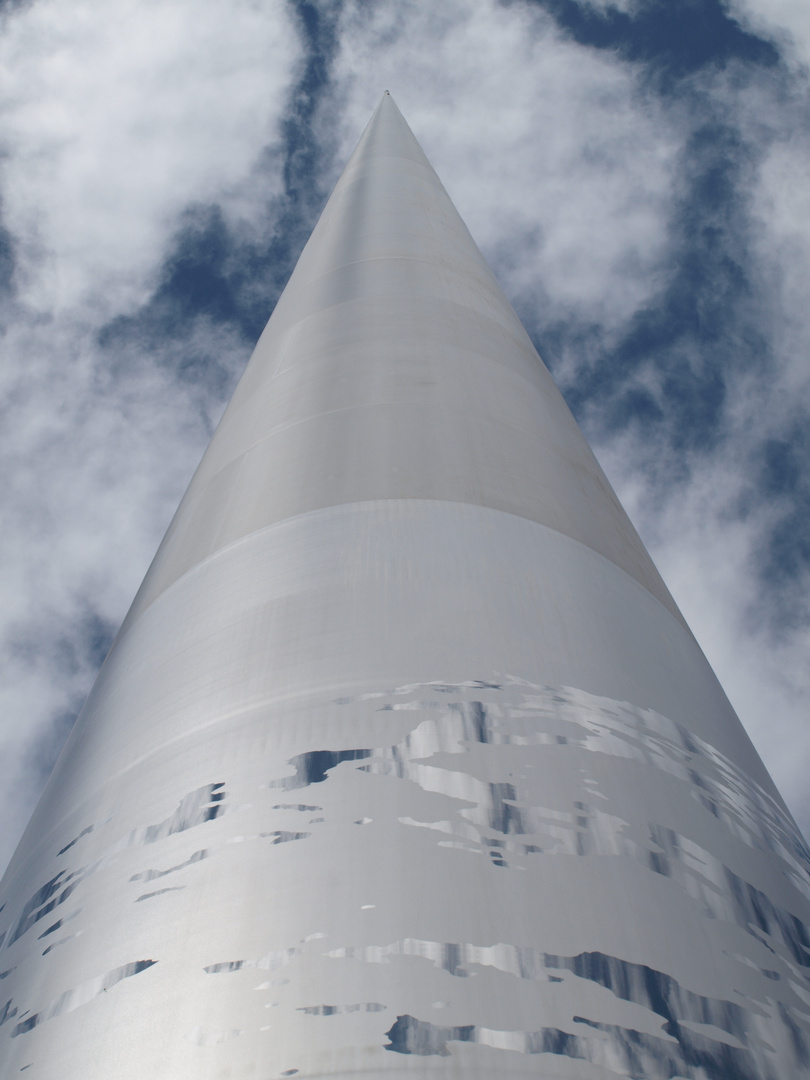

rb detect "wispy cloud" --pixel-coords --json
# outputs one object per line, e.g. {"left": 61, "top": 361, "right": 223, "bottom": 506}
{"left": 0, "top": 0, "right": 300, "bottom": 870}
{"left": 728, "top": 0, "right": 810, "bottom": 69}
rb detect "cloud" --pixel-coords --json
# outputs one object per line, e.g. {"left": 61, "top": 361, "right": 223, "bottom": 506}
{"left": 578, "top": 56, "right": 810, "bottom": 842}
{"left": 595, "top": 411, "right": 810, "bottom": 841}
{"left": 0, "top": 0, "right": 301, "bottom": 873}
{"left": 728, "top": 0, "right": 810, "bottom": 69}
{"left": 335, "top": 0, "right": 678, "bottom": 334}
{"left": 0, "top": 0, "right": 297, "bottom": 315}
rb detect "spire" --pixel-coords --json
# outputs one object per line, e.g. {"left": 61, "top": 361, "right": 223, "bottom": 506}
{"left": 121, "top": 90, "right": 677, "bottom": 631}
{"left": 1, "top": 95, "right": 808, "bottom": 1080}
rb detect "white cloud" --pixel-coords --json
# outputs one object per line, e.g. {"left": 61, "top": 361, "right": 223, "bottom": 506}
{"left": 0, "top": 0, "right": 300, "bottom": 874}
{"left": 0, "top": 305, "right": 255, "bottom": 872}
{"left": 595, "top": 411, "right": 810, "bottom": 838}
{"left": 335, "top": 0, "right": 677, "bottom": 339}
{"left": 587, "top": 54, "right": 810, "bottom": 835}
{"left": 727, "top": 0, "right": 810, "bottom": 69}
{"left": 751, "top": 134, "right": 810, "bottom": 401}
{"left": 0, "top": 0, "right": 297, "bottom": 316}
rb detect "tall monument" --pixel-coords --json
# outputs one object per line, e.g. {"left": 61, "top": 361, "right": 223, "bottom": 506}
{"left": 1, "top": 93, "right": 808, "bottom": 1080}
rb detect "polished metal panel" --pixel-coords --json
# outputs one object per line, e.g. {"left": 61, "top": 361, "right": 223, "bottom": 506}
{"left": 1, "top": 93, "right": 808, "bottom": 1079}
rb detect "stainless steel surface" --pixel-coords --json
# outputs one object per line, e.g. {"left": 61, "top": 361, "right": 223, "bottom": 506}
{"left": 1, "top": 92, "right": 808, "bottom": 1079}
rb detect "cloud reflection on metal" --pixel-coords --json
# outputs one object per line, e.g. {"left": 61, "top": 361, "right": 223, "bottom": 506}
{"left": 2, "top": 678, "right": 809, "bottom": 1075}
{"left": 189, "top": 678, "right": 809, "bottom": 1078}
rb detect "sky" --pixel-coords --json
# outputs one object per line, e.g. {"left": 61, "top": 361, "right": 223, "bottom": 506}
{"left": 0, "top": 0, "right": 808, "bottom": 877}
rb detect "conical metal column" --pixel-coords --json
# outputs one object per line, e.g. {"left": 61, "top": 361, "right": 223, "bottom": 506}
{"left": 1, "top": 93, "right": 808, "bottom": 1080}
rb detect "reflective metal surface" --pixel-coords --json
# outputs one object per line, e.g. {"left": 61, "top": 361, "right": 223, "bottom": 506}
{"left": 1, "top": 93, "right": 808, "bottom": 1079}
